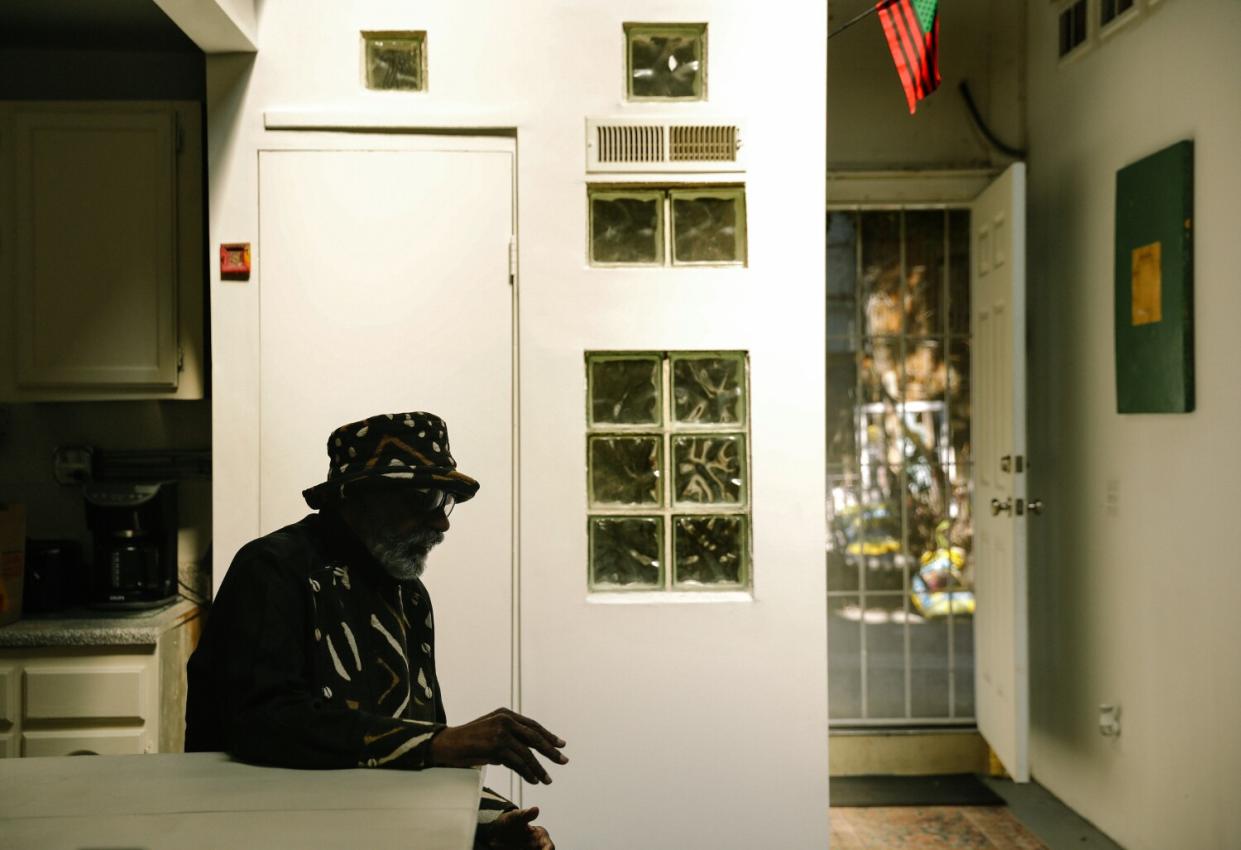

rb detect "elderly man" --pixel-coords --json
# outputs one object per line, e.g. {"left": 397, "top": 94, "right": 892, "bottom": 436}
{"left": 186, "top": 412, "right": 566, "bottom": 850}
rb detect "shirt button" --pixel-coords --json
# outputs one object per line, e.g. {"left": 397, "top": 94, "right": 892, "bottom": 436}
{"left": 322, "top": 686, "right": 333, "bottom": 699}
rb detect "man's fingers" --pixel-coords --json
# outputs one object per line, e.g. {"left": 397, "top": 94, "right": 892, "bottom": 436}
{"left": 498, "top": 708, "right": 568, "bottom": 751}
{"left": 502, "top": 744, "right": 550, "bottom": 785}
{"left": 512, "top": 806, "right": 540, "bottom": 823}
{"left": 508, "top": 719, "right": 568, "bottom": 765}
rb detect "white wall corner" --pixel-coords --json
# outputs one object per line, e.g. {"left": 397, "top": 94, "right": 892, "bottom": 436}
{"left": 153, "top": 0, "right": 257, "bottom": 54}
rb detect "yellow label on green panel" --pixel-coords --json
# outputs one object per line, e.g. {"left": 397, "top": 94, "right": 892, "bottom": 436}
{"left": 1131, "top": 241, "right": 1162, "bottom": 326}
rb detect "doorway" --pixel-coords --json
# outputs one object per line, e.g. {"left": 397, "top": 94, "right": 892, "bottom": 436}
{"left": 826, "top": 207, "right": 976, "bottom": 729}
{"left": 255, "top": 137, "right": 518, "bottom": 797}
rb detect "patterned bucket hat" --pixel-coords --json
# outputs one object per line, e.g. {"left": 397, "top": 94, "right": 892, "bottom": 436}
{"left": 302, "top": 412, "right": 480, "bottom": 510}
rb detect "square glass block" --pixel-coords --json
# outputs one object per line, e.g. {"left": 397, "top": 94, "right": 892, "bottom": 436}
{"left": 589, "top": 516, "right": 663, "bottom": 588}
{"left": 670, "top": 189, "right": 746, "bottom": 265}
{"left": 588, "top": 354, "right": 661, "bottom": 426}
{"left": 673, "top": 514, "right": 748, "bottom": 587}
{"left": 589, "top": 190, "right": 663, "bottom": 265}
{"left": 626, "top": 23, "right": 706, "bottom": 100}
{"left": 363, "top": 31, "right": 426, "bottom": 91}
{"left": 671, "top": 352, "right": 746, "bottom": 425}
{"left": 588, "top": 435, "right": 662, "bottom": 507}
{"left": 672, "top": 434, "right": 745, "bottom": 505}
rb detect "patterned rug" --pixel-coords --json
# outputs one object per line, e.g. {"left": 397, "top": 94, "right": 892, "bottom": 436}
{"left": 830, "top": 806, "right": 1049, "bottom": 850}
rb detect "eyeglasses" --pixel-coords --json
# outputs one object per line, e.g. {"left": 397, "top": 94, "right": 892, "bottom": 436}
{"left": 407, "top": 487, "right": 455, "bottom": 517}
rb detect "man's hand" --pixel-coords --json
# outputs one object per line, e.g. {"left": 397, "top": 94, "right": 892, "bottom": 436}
{"left": 429, "top": 707, "right": 568, "bottom": 785}
{"left": 475, "top": 807, "right": 554, "bottom": 850}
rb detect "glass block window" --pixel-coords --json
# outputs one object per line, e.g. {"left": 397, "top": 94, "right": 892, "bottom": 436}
{"left": 588, "top": 186, "right": 746, "bottom": 267}
{"left": 363, "top": 31, "right": 427, "bottom": 91}
{"left": 1100, "top": 0, "right": 1135, "bottom": 27}
{"left": 587, "top": 351, "right": 751, "bottom": 592}
{"left": 1057, "top": 0, "right": 1089, "bottom": 58}
{"left": 826, "top": 208, "right": 975, "bottom": 727}
{"left": 625, "top": 23, "right": 707, "bottom": 101}
{"left": 589, "top": 190, "right": 664, "bottom": 265}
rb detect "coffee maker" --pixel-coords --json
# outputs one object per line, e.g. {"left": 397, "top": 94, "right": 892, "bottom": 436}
{"left": 84, "top": 482, "right": 178, "bottom": 609}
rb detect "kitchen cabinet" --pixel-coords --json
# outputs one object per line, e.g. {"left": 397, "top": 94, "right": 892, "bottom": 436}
{"left": 0, "top": 101, "right": 204, "bottom": 400}
{"left": 0, "top": 599, "right": 201, "bottom": 757}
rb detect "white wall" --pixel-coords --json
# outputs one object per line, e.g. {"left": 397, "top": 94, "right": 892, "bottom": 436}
{"left": 1025, "top": 3, "right": 1241, "bottom": 849}
{"left": 207, "top": 2, "right": 826, "bottom": 849}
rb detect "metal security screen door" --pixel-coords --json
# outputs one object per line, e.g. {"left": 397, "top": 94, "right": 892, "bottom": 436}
{"left": 826, "top": 206, "right": 976, "bottom": 726}
{"left": 257, "top": 140, "right": 517, "bottom": 796}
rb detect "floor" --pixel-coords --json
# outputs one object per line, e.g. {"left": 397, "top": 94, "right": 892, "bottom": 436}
{"left": 830, "top": 806, "right": 1047, "bottom": 849}
{"left": 829, "top": 779, "right": 1126, "bottom": 850}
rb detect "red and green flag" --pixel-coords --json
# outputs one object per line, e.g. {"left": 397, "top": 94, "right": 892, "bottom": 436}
{"left": 876, "top": 0, "right": 941, "bottom": 114}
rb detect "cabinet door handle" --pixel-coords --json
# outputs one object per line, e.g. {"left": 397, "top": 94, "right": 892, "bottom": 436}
{"left": 990, "top": 497, "right": 1012, "bottom": 516}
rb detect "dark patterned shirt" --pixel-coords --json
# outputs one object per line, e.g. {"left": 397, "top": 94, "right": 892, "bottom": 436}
{"left": 185, "top": 511, "right": 514, "bottom": 821}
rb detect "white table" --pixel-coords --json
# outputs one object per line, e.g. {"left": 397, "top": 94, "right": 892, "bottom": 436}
{"left": 0, "top": 752, "right": 482, "bottom": 849}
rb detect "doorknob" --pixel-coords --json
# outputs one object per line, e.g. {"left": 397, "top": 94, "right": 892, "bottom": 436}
{"left": 990, "top": 497, "right": 1012, "bottom": 516}
{"left": 1028, "top": 498, "right": 1044, "bottom": 515}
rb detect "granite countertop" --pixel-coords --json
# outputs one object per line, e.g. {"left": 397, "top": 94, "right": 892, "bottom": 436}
{"left": 0, "top": 597, "right": 202, "bottom": 648}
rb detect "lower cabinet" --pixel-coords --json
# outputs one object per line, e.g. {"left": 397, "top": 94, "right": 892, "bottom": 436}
{"left": 0, "top": 611, "right": 200, "bottom": 758}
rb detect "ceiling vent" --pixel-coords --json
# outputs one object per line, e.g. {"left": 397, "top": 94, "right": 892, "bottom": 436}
{"left": 586, "top": 117, "right": 744, "bottom": 173}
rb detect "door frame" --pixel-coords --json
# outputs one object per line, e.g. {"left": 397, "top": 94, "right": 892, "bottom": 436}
{"left": 215, "top": 127, "right": 523, "bottom": 791}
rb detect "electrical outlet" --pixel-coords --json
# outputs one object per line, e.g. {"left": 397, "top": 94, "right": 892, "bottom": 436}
{"left": 52, "top": 445, "right": 95, "bottom": 485}
{"left": 1105, "top": 479, "right": 1120, "bottom": 518}
{"left": 1098, "top": 703, "right": 1121, "bottom": 737}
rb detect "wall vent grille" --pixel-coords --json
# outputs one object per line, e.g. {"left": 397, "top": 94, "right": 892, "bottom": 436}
{"left": 596, "top": 125, "right": 665, "bottom": 164}
{"left": 669, "top": 125, "right": 737, "bottom": 161}
{"left": 586, "top": 118, "right": 744, "bottom": 173}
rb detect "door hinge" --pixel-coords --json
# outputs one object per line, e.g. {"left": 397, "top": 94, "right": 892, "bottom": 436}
{"left": 508, "top": 235, "right": 517, "bottom": 284}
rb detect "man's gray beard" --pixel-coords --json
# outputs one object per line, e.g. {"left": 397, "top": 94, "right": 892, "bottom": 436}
{"left": 363, "top": 527, "right": 444, "bottom": 581}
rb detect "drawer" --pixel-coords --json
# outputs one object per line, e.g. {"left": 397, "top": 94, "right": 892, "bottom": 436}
{"left": 0, "top": 665, "right": 15, "bottom": 725}
{"left": 22, "top": 728, "right": 147, "bottom": 757}
{"left": 24, "top": 664, "right": 148, "bottom": 722}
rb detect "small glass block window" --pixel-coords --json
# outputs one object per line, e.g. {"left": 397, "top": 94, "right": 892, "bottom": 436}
{"left": 363, "top": 31, "right": 427, "bottom": 91}
{"left": 588, "top": 186, "right": 747, "bottom": 268}
{"left": 589, "top": 435, "right": 663, "bottom": 506}
{"left": 671, "top": 189, "right": 746, "bottom": 265}
{"left": 1057, "top": 0, "right": 1088, "bottom": 58}
{"left": 588, "top": 354, "right": 661, "bottom": 426}
{"left": 1100, "top": 0, "right": 1135, "bottom": 27}
{"left": 671, "top": 352, "right": 746, "bottom": 425}
{"left": 590, "top": 516, "right": 663, "bottom": 588}
{"left": 589, "top": 190, "right": 664, "bottom": 266}
{"left": 587, "top": 351, "right": 751, "bottom": 593}
{"left": 625, "top": 23, "right": 707, "bottom": 101}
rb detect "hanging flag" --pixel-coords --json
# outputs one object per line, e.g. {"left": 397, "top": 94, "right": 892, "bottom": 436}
{"left": 876, "top": 0, "right": 941, "bottom": 114}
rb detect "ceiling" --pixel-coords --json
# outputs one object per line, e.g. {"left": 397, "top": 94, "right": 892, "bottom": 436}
{"left": 0, "top": 0, "right": 197, "bottom": 51}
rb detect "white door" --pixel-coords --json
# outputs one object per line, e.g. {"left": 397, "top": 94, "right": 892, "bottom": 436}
{"left": 971, "top": 163, "right": 1029, "bottom": 782}
{"left": 257, "top": 143, "right": 516, "bottom": 797}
